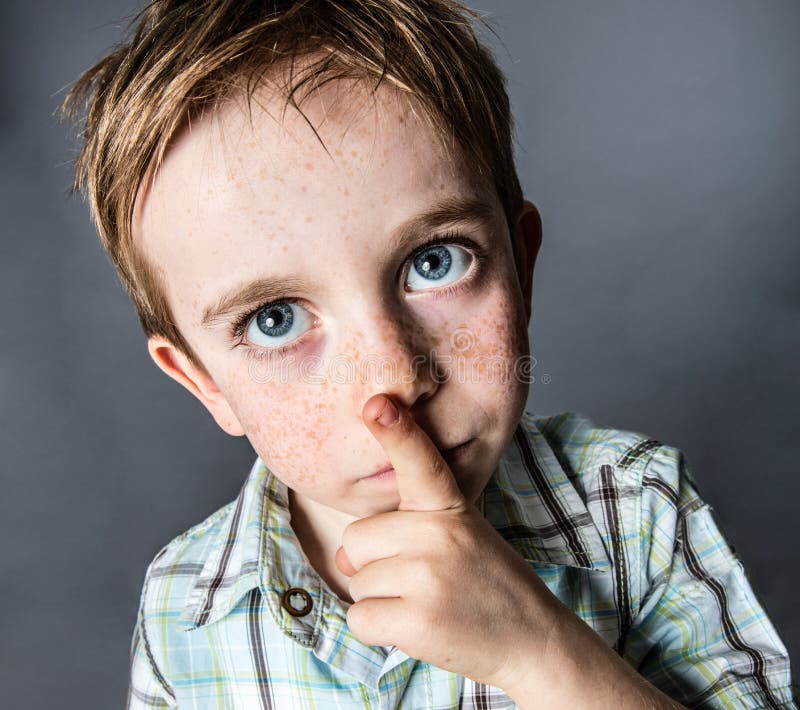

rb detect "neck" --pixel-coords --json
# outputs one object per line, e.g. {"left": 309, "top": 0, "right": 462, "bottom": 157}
{"left": 288, "top": 489, "right": 359, "bottom": 604}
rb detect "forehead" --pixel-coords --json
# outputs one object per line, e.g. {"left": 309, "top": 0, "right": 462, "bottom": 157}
{"left": 135, "top": 80, "right": 497, "bottom": 324}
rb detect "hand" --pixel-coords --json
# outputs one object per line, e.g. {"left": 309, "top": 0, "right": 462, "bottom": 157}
{"left": 335, "top": 393, "right": 564, "bottom": 691}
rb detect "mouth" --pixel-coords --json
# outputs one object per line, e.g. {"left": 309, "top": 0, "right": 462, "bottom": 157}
{"left": 360, "top": 437, "right": 476, "bottom": 482}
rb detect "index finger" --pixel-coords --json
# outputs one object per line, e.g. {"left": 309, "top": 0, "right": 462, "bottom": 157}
{"left": 362, "top": 394, "right": 466, "bottom": 512}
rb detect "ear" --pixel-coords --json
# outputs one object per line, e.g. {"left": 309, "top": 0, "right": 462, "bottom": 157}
{"left": 511, "top": 199, "right": 543, "bottom": 325}
{"left": 147, "top": 336, "right": 246, "bottom": 437}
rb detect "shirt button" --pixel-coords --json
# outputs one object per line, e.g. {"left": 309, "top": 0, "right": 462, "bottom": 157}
{"left": 282, "top": 587, "right": 313, "bottom": 617}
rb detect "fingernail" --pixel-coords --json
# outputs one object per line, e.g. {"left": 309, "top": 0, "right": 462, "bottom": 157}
{"left": 375, "top": 397, "right": 399, "bottom": 427}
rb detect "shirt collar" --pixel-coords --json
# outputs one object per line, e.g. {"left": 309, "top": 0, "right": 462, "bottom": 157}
{"left": 176, "top": 455, "right": 274, "bottom": 632}
{"left": 176, "top": 413, "right": 610, "bottom": 634}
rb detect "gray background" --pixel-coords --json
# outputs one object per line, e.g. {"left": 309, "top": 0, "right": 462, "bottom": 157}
{"left": 1, "top": 0, "right": 797, "bottom": 706}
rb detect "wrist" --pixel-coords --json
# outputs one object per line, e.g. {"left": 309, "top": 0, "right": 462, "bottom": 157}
{"left": 502, "top": 604, "right": 685, "bottom": 710}
{"left": 485, "top": 580, "right": 566, "bottom": 701}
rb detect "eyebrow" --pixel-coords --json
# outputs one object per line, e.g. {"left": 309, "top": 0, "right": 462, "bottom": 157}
{"left": 200, "top": 195, "right": 498, "bottom": 329}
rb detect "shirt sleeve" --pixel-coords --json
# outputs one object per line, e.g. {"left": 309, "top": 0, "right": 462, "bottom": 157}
{"left": 623, "top": 445, "right": 797, "bottom": 709}
{"left": 125, "top": 591, "right": 177, "bottom": 708}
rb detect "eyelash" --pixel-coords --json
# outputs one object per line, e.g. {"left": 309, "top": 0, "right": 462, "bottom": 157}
{"left": 229, "top": 300, "right": 311, "bottom": 363}
{"left": 229, "top": 230, "right": 487, "bottom": 361}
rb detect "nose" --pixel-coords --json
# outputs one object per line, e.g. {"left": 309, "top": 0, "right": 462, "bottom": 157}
{"left": 347, "top": 303, "right": 441, "bottom": 415}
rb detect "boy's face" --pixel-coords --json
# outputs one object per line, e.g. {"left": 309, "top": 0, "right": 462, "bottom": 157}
{"left": 137, "top": 81, "right": 541, "bottom": 520}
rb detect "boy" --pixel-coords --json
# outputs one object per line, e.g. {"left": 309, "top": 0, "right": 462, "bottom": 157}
{"left": 63, "top": 0, "right": 794, "bottom": 707}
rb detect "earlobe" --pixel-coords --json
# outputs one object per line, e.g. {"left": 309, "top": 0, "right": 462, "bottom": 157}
{"left": 147, "top": 336, "right": 246, "bottom": 437}
{"left": 512, "top": 200, "right": 543, "bottom": 324}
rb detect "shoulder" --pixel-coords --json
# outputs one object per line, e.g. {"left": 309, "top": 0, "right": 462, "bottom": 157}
{"left": 145, "top": 501, "right": 235, "bottom": 586}
{"left": 525, "top": 407, "right": 700, "bottom": 507}
{"left": 522, "top": 408, "right": 684, "bottom": 491}
{"left": 521, "top": 409, "right": 700, "bottom": 572}
{"left": 125, "top": 501, "right": 237, "bottom": 700}
{"left": 145, "top": 500, "right": 236, "bottom": 576}
{"left": 134, "top": 502, "right": 236, "bottom": 637}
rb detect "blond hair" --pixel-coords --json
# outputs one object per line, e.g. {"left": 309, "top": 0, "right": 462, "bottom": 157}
{"left": 62, "top": 0, "right": 523, "bottom": 373}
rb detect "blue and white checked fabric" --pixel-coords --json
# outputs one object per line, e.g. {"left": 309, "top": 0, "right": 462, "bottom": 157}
{"left": 126, "top": 410, "right": 796, "bottom": 708}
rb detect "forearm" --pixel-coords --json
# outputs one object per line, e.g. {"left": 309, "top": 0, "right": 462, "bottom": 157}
{"left": 503, "top": 605, "right": 686, "bottom": 710}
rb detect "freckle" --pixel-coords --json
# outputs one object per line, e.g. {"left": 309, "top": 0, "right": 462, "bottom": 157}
{"left": 282, "top": 245, "right": 288, "bottom": 252}
{"left": 350, "top": 150, "right": 357, "bottom": 157}
{"left": 343, "top": 188, "right": 349, "bottom": 197}
{"left": 301, "top": 185, "right": 307, "bottom": 192}
{"left": 259, "top": 167, "right": 268, "bottom": 178}
{"left": 304, "top": 162, "right": 313, "bottom": 171}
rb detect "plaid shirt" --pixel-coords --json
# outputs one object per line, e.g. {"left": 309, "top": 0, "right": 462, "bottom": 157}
{"left": 127, "top": 411, "right": 796, "bottom": 709}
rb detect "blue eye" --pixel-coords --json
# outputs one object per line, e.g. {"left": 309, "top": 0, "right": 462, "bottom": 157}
{"left": 406, "top": 243, "right": 473, "bottom": 291}
{"left": 244, "top": 301, "right": 314, "bottom": 349}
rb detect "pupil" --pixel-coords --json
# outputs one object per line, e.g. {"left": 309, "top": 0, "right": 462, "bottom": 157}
{"left": 413, "top": 245, "right": 451, "bottom": 280}
{"left": 257, "top": 302, "right": 293, "bottom": 336}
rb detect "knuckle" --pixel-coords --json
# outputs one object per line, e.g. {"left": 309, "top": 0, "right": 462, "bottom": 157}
{"left": 347, "top": 574, "right": 363, "bottom": 603}
{"left": 347, "top": 601, "right": 382, "bottom": 645}
{"left": 416, "top": 602, "right": 444, "bottom": 633}
{"left": 426, "top": 518, "right": 460, "bottom": 550}
{"left": 448, "top": 517, "right": 471, "bottom": 547}
{"left": 341, "top": 520, "right": 359, "bottom": 549}
{"left": 346, "top": 603, "right": 364, "bottom": 636}
{"left": 412, "top": 556, "right": 446, "bottom": 598}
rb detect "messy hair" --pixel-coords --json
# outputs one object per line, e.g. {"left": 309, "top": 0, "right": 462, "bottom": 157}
{"left": 62, "top": 0, "right": 524, "bottom": 373}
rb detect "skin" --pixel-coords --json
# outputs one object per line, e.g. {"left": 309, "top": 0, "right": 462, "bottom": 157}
{"left": 137, "top": 81, "right": 536, "bottom": 595}
{"left": 135, "top": 79, "right": 684, "bottom": 708}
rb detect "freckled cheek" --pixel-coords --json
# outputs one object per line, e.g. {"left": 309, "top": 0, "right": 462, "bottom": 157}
{"left": 418, "top": 286, "right": 529, "bottom": 365}
{"left": 225, "top": 377, "right": 341, "bottom": 490}
{"left": 442, "top": 288, "right": 530, "bottom": 412}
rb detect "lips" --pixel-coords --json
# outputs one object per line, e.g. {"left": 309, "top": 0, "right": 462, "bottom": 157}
{"left": 362, "top": 437, "right": 475, "bottom": 480}
{"left": 368, "top": 462, "right": 395, "bottom": 478}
